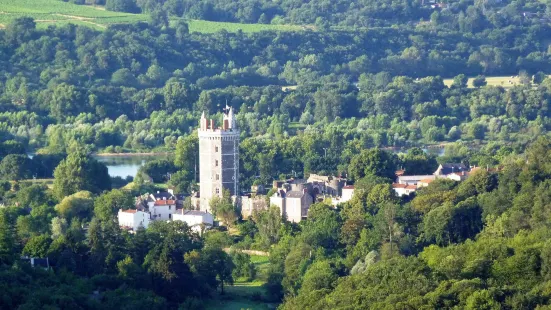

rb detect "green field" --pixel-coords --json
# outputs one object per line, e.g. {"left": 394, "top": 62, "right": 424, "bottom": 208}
{"left": 0, "top": 0, "right": 303, "bottom": 32}
{"left": 205, "top": 254, "right": 275, "bottom": 310}
{"left": 442, "top": 75, "right": 549, "bottom": 88}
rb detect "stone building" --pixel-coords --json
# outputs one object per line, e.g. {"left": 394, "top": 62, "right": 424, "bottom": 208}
{"left": 198, "top": 107, "right": 240, "bottom": 212}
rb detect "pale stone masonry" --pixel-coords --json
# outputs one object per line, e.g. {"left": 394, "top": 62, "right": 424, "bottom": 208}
{"left": 198, "top": 107, "right": 240, "bottom": 212}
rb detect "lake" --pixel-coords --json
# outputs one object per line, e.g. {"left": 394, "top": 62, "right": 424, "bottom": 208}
{"left": 94, "top": 154, "right": 170, "bottom": 178}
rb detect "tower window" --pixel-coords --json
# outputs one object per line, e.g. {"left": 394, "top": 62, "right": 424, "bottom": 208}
{"left": 215, "top": 160, "right": 219, "bottom": 167}
{"left": 215, "top": 146, "right": 219, "bottom": 152}
{"left": 216, "top": 188, "right": 220, "bottom": 194}
{"left": 216, "top": 174, "right": 220, "bottom": 180}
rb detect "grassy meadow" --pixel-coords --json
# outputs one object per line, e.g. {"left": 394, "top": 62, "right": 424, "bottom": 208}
{"left": 0, "top": 0, "right": 304, "bottom": 32}
{"left": 442, "top": 75, "right": 549, "bottom": 88}
{"left": 205, "top": 254, "right": 275, "bottom": 310}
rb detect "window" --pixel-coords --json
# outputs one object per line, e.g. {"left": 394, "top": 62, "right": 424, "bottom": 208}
{"left": 169, "top": 214, "right": 172, "bottom": 219}
{"left": 169, "top": 205, "right": 171, "bottom": 210}
{"left": 215, "top": 146, "right": 219, "bottom": 152}
{"left": 216, "top": 188, "right": 220, "bottom": 194}
{"left": 216, "top": 174, "right": 220, "bottom": 180}
{"left": 215, "top": 160, "right": 219, "bottom": 167}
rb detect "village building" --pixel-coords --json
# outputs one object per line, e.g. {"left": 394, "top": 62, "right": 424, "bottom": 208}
{"left": 146, "top": 191, "right": 176, "bottom": 208}
{"left": 341, "top": 185, "right": 355, "bottom": 202}
{"left": 149, "top": 200, "right": 177, "bottom": 220}
{"left": 118, "top": 209, "right": 151, "bottom": 231}
{"left": 434, "top": 163, "right": 467, "bottom": 176}
{"left": 397, "top": 175, "right": 436, "bottom": 185}
{"left": 417, "top": 178, "right": 435, "bottom": 188}
{"left": 240, "top": 194, "right": 269, "bottom": 219}
{"left": 270, "top": 189, "right": 313, "bottom": 223}
{"left": 306, "top": 174, "right": 347, "bottom": 196}
{"left": 392, "top": 183, "right": 418, "bottom": 197}
{"left": 173, "top": 210, "right": 214, "bottom": 234}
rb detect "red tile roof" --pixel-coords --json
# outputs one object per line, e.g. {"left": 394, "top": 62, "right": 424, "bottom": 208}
{"left": 392, "top": 183, "right": 407, "bottom": 188}
{"left": 405, "top": 185, "right": 417, "bottom": 190}
{"left": 419, "top": 179, "right": 434, "bottom": 184}
{"left": 154, "top": 200, "right": 176, "bottom": 206}
{"left": 121, "top": 209, "right": 137, "bottom": 214}
{"left": 343, "top": 185, "right": 355, "bottom": 189}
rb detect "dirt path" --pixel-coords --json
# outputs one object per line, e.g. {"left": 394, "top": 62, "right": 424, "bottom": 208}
{"left": 55, "top": 13, "right": 94, "bottom": 21}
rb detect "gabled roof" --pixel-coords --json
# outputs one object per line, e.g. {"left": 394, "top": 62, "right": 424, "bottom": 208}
{"left": 419, "top": 179, "right": 434, "bottom": 184}
{"left": 151, "top": 192, "right": 175, "bottom": 200}
{"left": 437, "top": 163, "right": 467, "bottom": 175}
{"left": 154, "top": 200, "right": 176, "bottom": 206}
{"left": 392, "top": 183, "right": 407, "bottom": 188}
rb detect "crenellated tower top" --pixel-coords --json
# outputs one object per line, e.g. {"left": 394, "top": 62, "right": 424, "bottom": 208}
{"left": 200, "top": 106, "right": 237, "bottom": 132}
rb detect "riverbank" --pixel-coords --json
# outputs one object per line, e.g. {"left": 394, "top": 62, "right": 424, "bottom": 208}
{"left": 93, "top": 152, "right": 171, "bottom": 157}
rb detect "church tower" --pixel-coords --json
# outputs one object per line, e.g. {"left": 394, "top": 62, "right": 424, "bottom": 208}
{"left": 198, "top": 106, "right": 239, "bottom": 212}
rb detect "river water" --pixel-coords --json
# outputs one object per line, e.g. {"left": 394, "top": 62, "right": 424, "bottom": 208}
{"left": 94, "top": 154, "right": 170, "bottom": 178}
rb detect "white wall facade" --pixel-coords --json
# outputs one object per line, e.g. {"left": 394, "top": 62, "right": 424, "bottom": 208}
{"left": 118, "top": 210, "right": 151, "bottom": 231}
{"left": 150, "top": 203, "right": 176, "bottom": 221}
{"left": 341, "top": 187, "right": 354, "bottom": 203}
{"left": 285, "top": 197, "right": 303, "bottom": 223}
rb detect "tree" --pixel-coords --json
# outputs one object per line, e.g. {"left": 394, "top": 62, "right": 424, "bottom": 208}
{"left": 175, "top": 20, "right": 189, "bottom": 44}
{"left": 94, "top": 189, "right": 134, "bottom": 221}
{"left": 252, "top": 206, "right": 282, "bottom": 248}
{"left": 300, "top": 260, "right": 337, "bottom": 292}
{"left": 5, "top": 17, "right": 36, "bottom": 46}
{"left": 111, "top": 68, "right": 137, "bottom": 87}
{"left": 349, "top": 149, "right": 397, "bottom": 181}
{"left": 401, "top": 147, "right": 438, "bottom": 175}
{"left": 144, "top": 221, "right": 197, "bottom": 297}
{"left": 55, "top": 191, "right": 94, "bottom": 220}
{"left": 88, "top": 217, "right": 126, "bottom": 273}
{"left": 301, "top": 203, "right": 341, "bottom": 250}
{"left": 22, "top": 234, "right": 51, "bottom": 258}
{"left": 533, "top": 71, "right": 546, "bottom": 84}
{"left": 53, "top": 152, "right": 111, "bottom": 200}
{"left": 231, "top": 250, "right": 256, "bottom": 281}
{"left": 0, "top": 154, "right": 33, "bottom": 181}
{"left": 472, "top": 75, "right": 487, "bottom": 88}
{"left": 210, "top": 190, "right": 237, "bottom": 227}
{"left": 0, "top": 209, "right": 17, "bottom": 265}
{"left": 207, "top": 248, "right": 235, "bottom": 294}
{"left": 106, "top": 0, "right": 139, "bottom": 13}
{"left": 452, "top": 74, "right": 469, "bottom": 88}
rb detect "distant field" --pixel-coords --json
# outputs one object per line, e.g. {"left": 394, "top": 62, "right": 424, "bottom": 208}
{"left": 0, "top": 0, "right": 303, "bottom": 33}
{"left": 442, "top": 76, "right": 548, "bottom": 88}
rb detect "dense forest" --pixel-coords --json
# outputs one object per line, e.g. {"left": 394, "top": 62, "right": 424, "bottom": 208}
{"left": 2, "top": 0, "right": 551, "bottom": 308}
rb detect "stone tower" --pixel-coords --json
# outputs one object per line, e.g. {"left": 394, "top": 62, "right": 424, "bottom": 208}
{"left": 198, "top": 106, "right": 239, "bottom": 212}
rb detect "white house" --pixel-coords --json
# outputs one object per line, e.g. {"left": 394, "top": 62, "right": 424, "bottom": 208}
{"left": 118, "top": 209, "right": 151, "bottom": 231}
{"left": 173, "top": 210, "right": 214, "bottom": 233}
{"left": 341, "top": 185, "right": 355, "bottom": 202}
{"left": 392, "top": 183, "right": 417, "bottom": 197}
{"left": 150, "top": 200, "right": 177, "bottom": 221}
